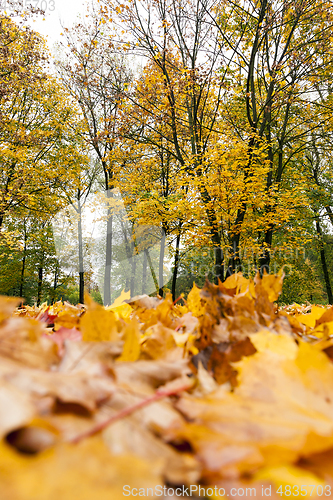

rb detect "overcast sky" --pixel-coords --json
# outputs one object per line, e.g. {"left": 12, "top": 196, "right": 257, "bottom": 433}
{"left": 26, "top": 0, "right": 90, "bottom": 50}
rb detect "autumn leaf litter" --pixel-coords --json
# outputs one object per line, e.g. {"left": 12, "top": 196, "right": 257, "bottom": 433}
{"left": 1, "top": 274, "right": 333, "bottom": 498}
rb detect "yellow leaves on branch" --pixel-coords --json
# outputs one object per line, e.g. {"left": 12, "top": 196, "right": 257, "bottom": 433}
{"left": 3, "top": 273, "right": 333, "bottom": 497}
{"left": 0, "top": 17, "right": 87, "bottom": 221}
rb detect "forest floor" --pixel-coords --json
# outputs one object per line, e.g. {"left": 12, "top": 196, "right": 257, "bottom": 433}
{"left": 1, "top": 274, "right": 333, "bottom": 499}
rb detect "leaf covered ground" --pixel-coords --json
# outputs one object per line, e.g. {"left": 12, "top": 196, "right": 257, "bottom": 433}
{"left": 2, "top": 274, "right": 333, "bottom": 499}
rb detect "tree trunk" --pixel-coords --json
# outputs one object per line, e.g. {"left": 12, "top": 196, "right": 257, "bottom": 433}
{"left": 145, "top": 248, "right": 159, "bottom": 295}
{"left": 130, "top": 238, "right": 137, "bottom": 297}
{"left": 214, "top": 244, "right": 224, "bottom": 285}
{"left": 226, "top": 136, "right": 257, "bottom": 277}
{"left": 258, "top": 228, "right": 273, "bottom": 276}
{"left": 78, "top": 197, "right": 85, "bottom": 304}
{"left": 19, "top": 220, "right": 27, "bottom": 298}
{"left": 225, "top": 238, "right": 242, "bottom": 278}
{"left": 171, "top": 232, "right": 181, "bottom": 301}
{"left": 158, "top": 228, "right": 166, "bottom": 297}
{"left": 51, "top": 265, "right": 59, "bottom": 303}
{"left": 325, "top": 205, "right": 333, "bottom": 225}
{"left": 119, "top": 217, "right": 136, "bottom": 297}
{"left": 142, "top": 248, "right": 147, "bottom": 294}
{"left": 53, "top": 267, "right": 58, "bottom": 291}
{"left": 316, "top": 218, "right": 333, "bottom": 304}
{"left": 196, "top": 177, "right": 224, "bottom": 283}
{"left": 37, "top": 265, "right": 43, "bottom": 307}
{"left": 79, "top": 274, "right": 84, "bottom": 304}
{"left": 104, "top": 194, "right": 113, "bottom": 306}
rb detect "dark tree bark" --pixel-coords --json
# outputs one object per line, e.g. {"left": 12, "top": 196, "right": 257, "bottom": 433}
{"left": 214, "top": 244, "right": 224, "bottom": 285}
{"left": 325, "top": 206, "right": 333, "bottom": 225}
{"left": 258, "top": 230, "right": 273, "bottom": 277}
{"left": 77, "top": 194, "right": 85, "bottom": 304}
{"left": 158, "top": 228, "right": 166, "bottom": 297}
{"left": 171, "top": 231, "right": 181, "bottom": 301}
{"left": 37, "top": 265, "right": 43, "bottom": 307}
{"left": 316, "top": 218, "right": 333, "bottom": 305}
{"left": 52, "top": 265, "right": 59, "bottom": 304}
{"left": 19, "top": 219, "right": 27, "bottom": 298}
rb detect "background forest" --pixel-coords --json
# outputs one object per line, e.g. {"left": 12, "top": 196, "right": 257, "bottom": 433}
{"left": 1, "top": 0, "right": 333, "bottom": 306}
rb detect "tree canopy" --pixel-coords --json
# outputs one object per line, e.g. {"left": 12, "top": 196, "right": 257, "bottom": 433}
{"left": 0, "top": 0, "right": 332, "bottom": 305}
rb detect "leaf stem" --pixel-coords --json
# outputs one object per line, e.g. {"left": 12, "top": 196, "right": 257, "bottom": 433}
{"left": 69, "top": 379, "right": 193, "bottom": 444}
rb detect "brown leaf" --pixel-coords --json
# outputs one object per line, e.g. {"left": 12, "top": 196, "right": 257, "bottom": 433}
{"left": 58, "top": 340, "right": 122, "bottom": 376}
{"left": 0, "top": 382, "right": 35, "bottom": 438}
{"left": 103, "top": 417, "right": 200, "bottom": 484}
{"left": 4, "top": 364, "right": 115, "bottom": 412}
{"left": 114, "top": 358, "right": 191, "bottom": 390}
{"left": 0, "top": 317, "right": 58, "bottom": 369}
{"left": 140, "top": 323, "right": 183, "bottom": 360}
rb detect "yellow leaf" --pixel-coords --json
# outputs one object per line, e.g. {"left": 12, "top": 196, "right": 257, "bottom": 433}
{"left": 254, "top": 465, "right": 324, "bottom": 498}
{"left": 0, "top": 437, "right": 162, "bottom": 500}
{"left": 141, "top": 323, "right": 179, "bottom": 360}
{"left": 312, "top": 321, "right": 333, "bottom": 339}
{"left": 108, "top": 289, "right": 131, "bottom": 309}
{"left": 260, "top": 271, "right": 284, "bottom": 302}
{"left": 80, "top": 295, "right": 118, "bottom": 342}
{"left": 295, "top": 306, "right": 325, "bottom": 328}
{"left": 187, "top": 284, "right": 205, "bottom": 318}
{"left": 117, "top": 319, "right": 141, "bottom": 362}
{"left": 54, "top": 303, "right": 81, "bottom": 330}
{"left": 106, "top": 289, "right": 132, "bottom": 320}
{"left": 249, "top": 330, "right": 298, "bottom": 360}
{"left": 315, "top": 305, "right": 333, "bottom": 327}
{"left": 223, "top": 272, "right": 250, "bottom": 294}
